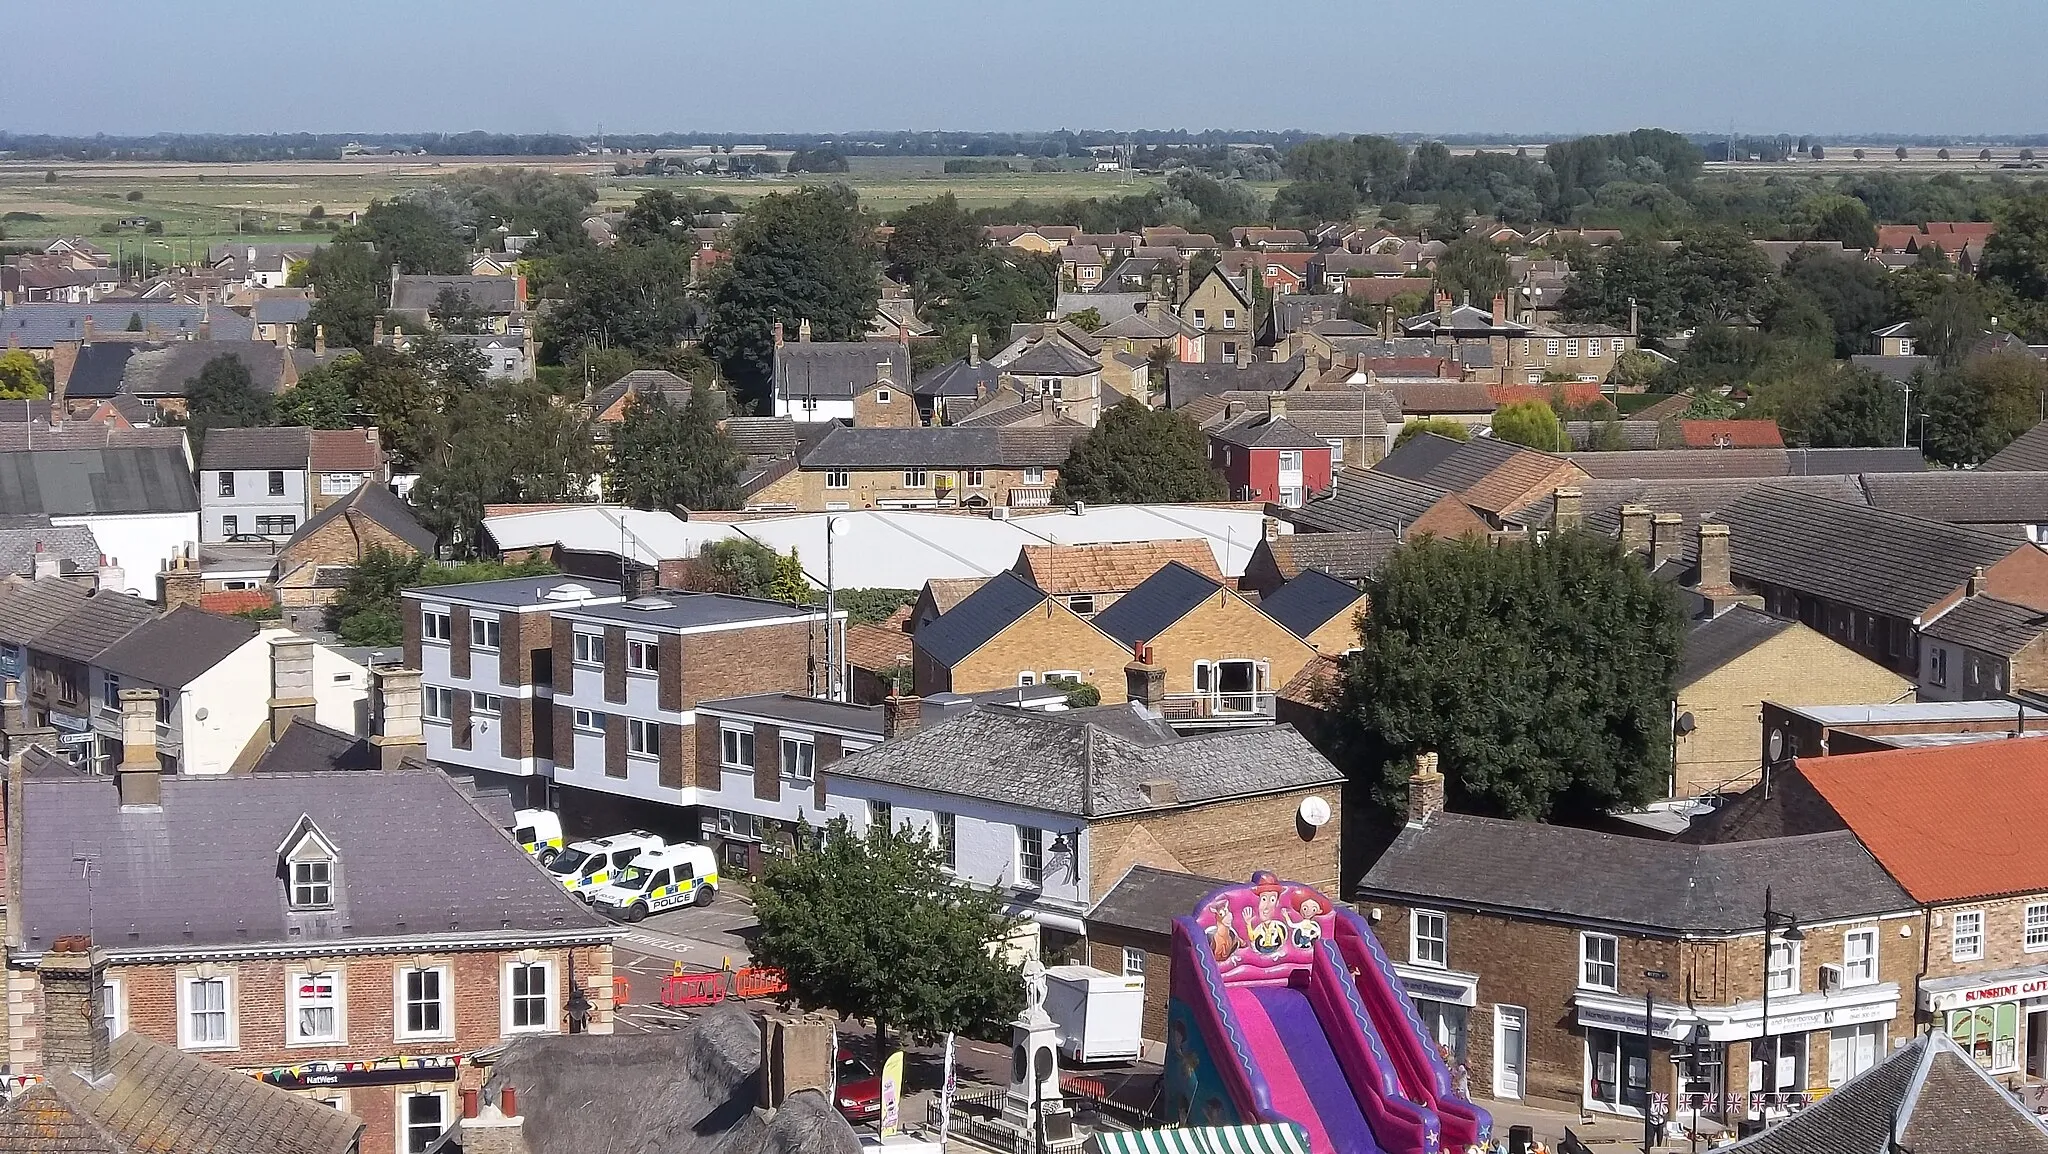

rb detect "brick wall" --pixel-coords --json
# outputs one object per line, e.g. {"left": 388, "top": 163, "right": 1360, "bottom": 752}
{"left": 403, "top": 600, "right": 422, "bottom": 670}
{"left": 603, "top": 627, "right": 626, "bottom": 704}
{"left": 1148, "top": 590, "right": 1320, "bottom": 696}
{"left": 678, "top": 620, "right": 816, "bottom": 707}
{"left": 694, "top": 720, "right": 722, "bottom": 789}
{"left": 1301, "top": 601, "right": 1366, "bottom": 657}
{"left": 937, "top": 606, "right": 1131, "bottom": 700}
{"left": 781, "top": 466, "right": 1063, "bottom": 513}
{"left": 552, "top": 619, "right": 575, "bottom": 696}
{"left": 449, "top": 607, "right": 471, "bottom": 679}
{"left": 1091, "top": 789, "right": 1339, "bottom": 901}
{"left": 754, "top": 722, "right": 782, "bottom": 801}
{"left": 1087, "top": 935, "right": 1169, "bottom": 1045}
{"left": 850, "top": 383, "right": 919, "bottom": 428}
{"left": 659, "top": 723, "right": 687, "bottom": 789}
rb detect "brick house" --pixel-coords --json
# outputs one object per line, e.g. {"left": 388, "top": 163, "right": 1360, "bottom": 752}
{"left": 274, "top": 482, "right": 438, "bottom": 631}
{"left": 1918, "top": 587, "right": 2048, "bottom": 701}
{"left": 1273, "top": 466, "right": 1491, "bottom": 540}
{"left": 769, "top": 323, "right": 914, "bottom": 427}
{"left": 910, "top": 571, "right": 1132, "bottom": 700}
{"left": 308, "top": 428, "right": 389, "bottom": 513}
{"left": 1255, "top": 568, "right": 1368, "bottom": 657}
{"left": 1207, "top": 396, "right": 1334, "bottom": 508}
{"left": 1358, "top": 760, "right": 1917, "bottom": 1128}
{"left": 5, "top": 761, "right": 621, "bottom": 1154}
{"left": 1010, "top": 539, "right": 1223, "bottom": 619}
{"left": 1089, "top": 560, "right": 1320, "bottom": 726}
{"left": 1178, "top": 267, "right": 1256, "bottom": 362}
{"left": 1373, "top": 432, "right": 1589, "bottom": 529}
{"left": 745, "top": 426, "right": 1081, "bottom": 513}
{"left": 1509, "top": 324, "right": 1637, "bottom": 384}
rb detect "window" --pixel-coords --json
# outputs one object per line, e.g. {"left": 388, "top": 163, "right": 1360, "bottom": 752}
{"left": 904, "top": 469, "right": 929, "bottom": 489}
{"left": 1767, "top": 939, "right": 1798, "bottom": 995}
{"left": 217, "top": 472, "right": 235, "bottom": 497}
{"left": 291, "top": 858, "right": 333, "bottom": 908}
{"left": 825, "top": 470, "right": 850, "bottom": 489}
{"left": 870, "top": 800, "right": 891, "bottom": 832}
{"left": 1193, "top": 309, "right": 1207, "bottom": 330}
{"left": 181, "top": 975, "right": 232, "bottom": 1049}
{"left": 1828, "top": 1022, "right": 1884, "bottom": 1086}
{"left": 1277, "top": 450, "right": 1302, "bottom": 474}
{"left": 1930, "top": 645, "right": 1949, "bottom": 687}
{"left": 256, "top": 515, "right": 297, "bottom": 536}
{"left": 322, "top": 472, "right": 364, "bottom": 495}
{"left": 800, "top": 397, "right": 818, "bottom": 413}
{"left": 1949, "top": 1003, "right": 2021, "bottom": 1073}
{"left": 470, "top": 616, "right": 501, "bottom": 650}
{"left": 1040, "top": 376, "right": 1063, "bottom": 399}
{"left": 504, "top": 961, "right": 552, "bottom": 1034}
{"left": 965, "top": 469, "right": 984, "bottom": 487}
{"left": 1016, "top": 671, "right": 1038, "bottom": 686}
{"left": 1544, "top": 339, "right": 1561, "bottom": 357}
{"left": 222, "top": 515, "right": 239, "bottom": 537}
{"left": 626, "top": 638, "right": 658, "bottom": 673}
{"left": 1123, "top": 947, "right": 1146, "bottom": 977}
{"left": 573, "top": 632, "right": 604, "bottom": 664}
{"left": 101, "top": 672, "right": 120, "bottom": 709}
{"left": 935, "top": 812, "right": 956, "bottom": 869}
{"left": 1953, "top": 909, "right": 1985, "bottom": 961}
{"left": 1898, "top": 338, "right": 1915, "bottom": 356}
{"left": 1023, "top": 467, "right": 1045, "bottom": 485}
{"left": 1279, "top": 486, "right": 1304, "bottom": 508}
{"left": 572, "top": 709, "right": 604, "bottom": 733}
{"left": 2028, "top": 903, "right": 2048, "bottom": 952}
{"left": 781, "top": 736, "right": 815, "bottom": 783}
{"left": 268, "top": 470, "right": 286, "bottom": 496}
{"left": 1587, "top": 1027, "right": 1649, "bottom": 1112}
{"left": 1221, "top": 341, "right": 1238, "bottom": 359}
{"left": 397, "top": 966, "right": 449, "bottom": 1039}
{"left": 470, "top": 691, "right": 502, "bottom": 716}
{"left": 1328, "top": 438, "right": 1345, "bottom": 463}
{"left": 1067, "top": 594, "right": 1096, "bottom": 616}
{"left": 1018, "top": 826, "right": 1044, "bottom": 887}
{"left": 1610, "top": 338, "right": 1626, "bottom": 355}
{"left": 627, "top": 718, "right": 659, "bottom": 758}
{"left": 876, "top": 387, "right": 892, "bottom": 404}
{"left": 1391, "top": 909, "right": 1445, "bottom": 969}
{"left": 1843, "top": 928, "right": 1878, "bottom": 986}
{"left": 1580, "top": 933, "right": 1618, "bottom": 991}
{"left": 1224, "top": 308, "right": 1239, "bottom": 329}
{"left": 422, "top": 610, "right": 451, "bottom": 641}
{"left": 424, "top": 686, "right": 453, "bottom": 721}
{"left": 721, "top": 727, "right": 755, "bottom": 769}
{"left": 290, "top": 972, "right": 342, "bottom": 1043}
{"left": 402, "top": 1092, "right": 448, "bottom": 1154}
{"left": 1565, "top": 339, "right": 1580, "bottom": 358}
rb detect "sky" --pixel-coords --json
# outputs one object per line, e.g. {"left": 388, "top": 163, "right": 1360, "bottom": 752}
{"left": 11, "top": 0, "right": 2048, "bottom": 138}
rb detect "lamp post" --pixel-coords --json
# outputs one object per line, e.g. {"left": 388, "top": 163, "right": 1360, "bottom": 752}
{"left": 824, "top": 515, "right": 846, "bottom": 701}
{"left": 1757, "top": 886, "right": 1804, "bottom": 1119}
{"left": 1643, "top": 968, "right": 1670, "bottom": 1154}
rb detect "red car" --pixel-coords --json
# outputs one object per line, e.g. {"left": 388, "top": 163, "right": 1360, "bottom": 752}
{"left": 835, "top": 1050, "right": 882, "bottom": 1123}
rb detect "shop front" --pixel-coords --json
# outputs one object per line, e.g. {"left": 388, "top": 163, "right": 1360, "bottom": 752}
{"left": 1393, "top": 964, "right": 1478, "bottom": 1070}
{"left": 1920, "top": 965, "right": 2048, "bottom": 1080}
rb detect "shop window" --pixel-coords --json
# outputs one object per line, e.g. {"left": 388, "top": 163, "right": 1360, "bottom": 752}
{"left": 1418, "top": 999, "right": 1468, "bottom": 1065}
{"left": 1828, "top": 1022, "right": 1884, "bottom": 1086}
{"left": 1949, "top": 1003, "right": 2020, "bottom": 1073}
{"left": 1586, "top": 1027, "right": 1648, "bottom": 1112}
{"left": 1751, "top": 1034, "right": 1806, "bottom": 1107}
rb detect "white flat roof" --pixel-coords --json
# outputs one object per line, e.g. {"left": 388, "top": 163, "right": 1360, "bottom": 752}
{"left": 1790, "top": 701, "right": 2028, "bottom": 725}
{"left": 484, "top": 505, "right": 1275, "bottom": 591}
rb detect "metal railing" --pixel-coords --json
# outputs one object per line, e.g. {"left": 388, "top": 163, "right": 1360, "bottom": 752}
{"left": 1009, "top": 486, "right": 1055, "bottom": 508}
{"left": 1159, "top": 691, "right": 1277, "bottom": 723}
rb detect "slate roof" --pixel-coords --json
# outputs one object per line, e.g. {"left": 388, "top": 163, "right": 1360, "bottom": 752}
{"left": 1679, "top": 605, "right": 1795, "bottom": 687}
{"left": 591, "top": 370, "right": 693, "bottom": 419}
{"left": 1357, "top": 812, "right": 1911, "bottom": 933}
{"left": 28, "top": 590, "right": 156, "bottom": 665}
{"left": 1849, "top": 353, "right": 1931, "bottom": 382}
{"left": 1267, "top": 295, "right": 1350, "bottom": 334}
{"left": 0, "top": 447, "right": 198, "bottom": 516}
{"left": 1211, "top": 412, "right": 1327, "bottom": 451}
{"left": 1088, "top": 865, "right": 1231, "bottom": 937}
{"left": 1564, "top": 446, "right": 1925, "bottom": 480}
{"left": 828, "top": 702, "right": 1342, "bottom": 818}
{"left": 721, "top": 417, "right": 798, "bottom": 459}
{"left": 1284, "top": 467, "right": 1458, "bottom": 533}
{"left": 0, "top": 424, "right": 184, "bottom": 454}
{"left": 0, "top": 303, "right": 213, "bottom": 348}
{"left": 251, "top": 717, "right": 380, "bottom": 773}
{"left": 16, "top": 769, "right": 615, "bottom": 953}
{"left": 1858, "top": 469, "right": 2048, "bottom": 525}
{"left": 0, "top": 579, "right": 92, "bottom": 647}
{"left": 1380, "top": 382, "right": 1496, "bottom": 414}
{"left": 0, "top": 522, "right": 100, "bottom": 579}
{"left": 1377, "top": 433, "right": 1572, "bottom": 515}
{"left": 1164, "top": 357, "right": 1306, "bottom": 408}
{"left": 1983, "top": 422, "right": 2048, "bottom": 471}
{"left": 1922, "top": 595, "right": 2048, "bottom": 657}
{"left": 284, "top": 481, "right": 437, "bottom": 556}
{"left": 198, "top": 425, "right": 310, "bottom": 471}
{"left": 249, "top": 295, "right": 312, "bottom": 325}
{"left": 1693, "top": 487, "right": 2034, "bottom": 620}
{"left": 1015, "top": 539, "right": 1221, "bottom": 595}
{"left": 93, "top": 607, "right": 258, "bottom": 688}
{"left": 1006, "top": 341, "right": 1099, "bottom": 376}
{"left": 388, "top": 274, "right": 521, "bottom": 315}
{"left": 116, "top": 341, "right": 291, "bottom": 398}
{"left": 913, "top": 356, "right": 1002, "bottom": 398}
{"left": 0, "top": 1031, "right": 364, "bottom": 1154}
{"left": 1258, "top": 569, "right": 1364, "bottom": 639}
{"left": 1091, "top": 560, "right": 1227, "bottom": 647}
{"left": 800, "top": 426, "right": 1080, "bottom": 470}
{"left": 1259, "top": 530, "right": 1402, "bottom": 583}
{"left": 912, "top": 571, "right": 1049, "bottom": 667}
{"left": 774, "top": 341, "right": 911, "bottom": 399}
{"left": 1525, "top": 475, "right": 1869, "bottom": 536}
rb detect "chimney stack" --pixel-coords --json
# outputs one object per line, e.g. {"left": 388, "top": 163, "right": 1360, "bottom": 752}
{"left": 373, "top": 316, "right": 385, "bottom": 347}
{"left": 1234, "top": 341, "right": 1251, "bottom": 368}
{"left": 95, "top": 555, "right": 122, "bottom": 594}
{"left": 369, "top": 665, "right": 425, "bottom": 769}
{"left": 1263, "top": 514, "right": 1281, "bottom": 542}
{"left": 1378, "top": 305, "right": 1394, "bottom": 344}
{"left": 1651, "top": 512, "right": 1683, "bottom": 569}
{"left": 882, "top": 694, "right": 920, "bottom": 741}
{"left": 1406, "top": 751, "right": 1445, "bottom": 827}
{"left": 772, "top": 321, "right": 784, "bottom": 347}
{"left": 156, "top": 544, "right": 201, "bottom": 610}
{"left": 969, "top": 333, "right": 981, "bottom": 366}
{"left": 267, "top": 634, "right": 318, "bottom": 741}
{"left": 39, "top": 936, "right": 112, "bottom": 1083}
{"left": 1435, "top": 290, "right": 1453, "bottom": 329}
{"left": 1491, "top": 292, "right": 1507, "bottom": 326}
{"left": 1697, "top": 523, "right": 1734, "bottom": 593}
{"left": 32, "top": 543, "right": 60, "bottom": 582}
{"left": 456, "top": 1085, "right": 529, "bottom": 1154}
{"left": 621, "top": 561, "right": 657, "bottom": 599}
{"left": 1619, "top": 504, "right": 1652, "bottom": 556}
{"left": 81, "top": 315, "right": 94, "bottom": 343}
{"left": 1124, "top": 657, "right": 1165, "bottom": 708}
{"left": 314, "top": 324, "right": 327, "bottom": 357}
{"left": 117, "top": 688, "right": 161, "bottom": 808}
{"left": 1553, "top": 487, "right": 1583, "bottom": 531}
{"left": 1967, "top": 565, "right": 1986, "bottom": 598}
{"left": 797, "top": 318, "right": 812, "bottom": 343}
{"left": 1267, "top": 394, "right": 1287, "bottom": 421}
{"left": 757, "top": 1012, "right": 837, "bottom": 1109}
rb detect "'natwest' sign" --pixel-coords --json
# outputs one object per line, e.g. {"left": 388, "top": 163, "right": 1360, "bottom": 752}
{"left": 1926, "top": 975, "right": 2048, "bottom": 1012}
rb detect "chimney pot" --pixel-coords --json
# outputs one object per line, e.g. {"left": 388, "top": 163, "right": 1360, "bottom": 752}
{"left": 883, "top": 695, "right": 921, "bottom": 740}
{"left": 499, "top": 1087, "right": 517, "bottom": 1118}
{"left": 462, "top": 1089, "right": 480, "bottom": 1120}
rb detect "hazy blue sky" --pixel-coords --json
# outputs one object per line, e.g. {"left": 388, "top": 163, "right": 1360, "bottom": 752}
{"left": 12, "top": 0, "right": 2048, "bottom": 137}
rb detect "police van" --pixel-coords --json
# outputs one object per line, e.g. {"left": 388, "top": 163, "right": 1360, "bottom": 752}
{"left": 588, "top": 843, "right": 719, "bottom": 920}
{"left": 543, "top": 831, "right": 667, "bottom": 899}
{"left": 512, "top": 809, "right": 565, "bottom": 864}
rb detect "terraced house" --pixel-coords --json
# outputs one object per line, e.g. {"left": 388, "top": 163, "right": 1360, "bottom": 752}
{"left": 746, "top": 426, "right": 1083, "bottom": 513}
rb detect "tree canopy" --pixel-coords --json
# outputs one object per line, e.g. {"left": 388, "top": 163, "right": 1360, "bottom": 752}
{"left": 181, "top": 355, "right": 274, "bottom": 458}
{"left": 329, "top": 547, "right": 556, "bottom": 646}
{"left": 0, "top": 349, "right": 48, "bottom": 401}
{"left": 1393, "top": 417, "right": 1472, "bottom": 447}
{"left": 608, "top": 391, "right": 744, "bottom": 512}
{"left": 1490, "top": 400, "right": 1571, "bottom": 450}
{"left": 1054, "top": 400, "right": 1223, "bottom": 505}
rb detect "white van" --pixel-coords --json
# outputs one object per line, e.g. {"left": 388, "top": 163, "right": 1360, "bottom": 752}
{"left": 588, "top": 844, "right": 720, "bottom": 920}
{"left": 512, "top": 809, "right": 564, "bottom": 864}
{"left": 544, "top": 831, "right": 667, "bottom": 898}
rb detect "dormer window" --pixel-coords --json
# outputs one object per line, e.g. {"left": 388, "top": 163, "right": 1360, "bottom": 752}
{"left": 292, "top": 859, "right": 332, "bottom": 909}
{"left": 280, "top": 815, "right": 339, "bottom": 911}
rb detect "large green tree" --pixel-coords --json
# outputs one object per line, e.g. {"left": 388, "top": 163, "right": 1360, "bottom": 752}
{"left": 752, "top": 816, "right": 1022, "bottom": 1052}
{"left": 409, "top": 381, "right": 601, "bottom": 556}
{"left": 1334, "top": 531, "right": 1684, "bottom": 822}
{"left": 1780, "top": 247, "right": 1899, "bottom": 358}
{"left": 1980, "top": 192, "right": 2048, "bottom": 301}
{"left": 1667, "top": 227, "right": 1776, "bottom": 328}
{"left": 182, "top": 355, "right": 275, "bottom": 458}
{"left": 1432, "top": 236, "right": 1512, "bottom": 306}
{"left": 884, "top": 193, "right": 984, "bottom": 285}
{"left": 301, "top": 241, "right": 385, "bottom": 350}
{"left": 917, "top": 248, "right": 1057, "bottom": 355}
{"left": 0, "top": 349, "right": 48, "bottom": 400}
{"left": 608, "top": 391, "right": 744, "bottom": 512}
{"left": 329, "top": 547, "right": 555, "bottom": 646}
{"left": 544, "top": 240, "right": 698, "bottom": 359}
{"left": 336, "top": 197, "right": 468, "bottom": 275}
{"left": 1054, "top": 400, "right": 1224, "bottom": 505}
{"left": 1490, "top": 400, "right": 1570, "bottom": 450}
{"left": 701, "top": 187, "right": 880, "bottom": 407}
{"left": 1808, "top": 367, "right": 1906, "bottom": 448}
{"left": 1559, "top": 236, "right": 1680, "bottom": 335}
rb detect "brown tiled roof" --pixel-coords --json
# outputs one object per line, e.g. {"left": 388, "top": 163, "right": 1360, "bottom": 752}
{"left": 843, "top": 622, "right": 913, "bottom": 672}
{"left": 1278, "top": 653, "right": 1341, "bottom": 705}
{"left": 1679, "top": 419, "right": 1784, "bottom": 448}
{"left": 921, "top": 577, "right": 988, "bottom": 618}
{"left": 307, "top": 428, "right": 383, "bottom": 472}
{"left": 1014, "top": 539, "right": 1222, "bottom": 595}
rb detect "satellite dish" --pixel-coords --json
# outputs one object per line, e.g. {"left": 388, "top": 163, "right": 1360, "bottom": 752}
{"left": 1298, "top": 795, "right": 1332, "bottom": 828}
{"left": 1767, "top": 728, "right": 1785, "bottom": 763}
{"left": 194, "top": 707, "right": 209, "bottom": 721}
{"left": 1675, "top": 711, "right": 1696, "bottom": 735}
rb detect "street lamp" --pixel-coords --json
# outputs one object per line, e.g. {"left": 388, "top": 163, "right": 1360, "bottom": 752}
{"left": 1674, "top": 1021, "right": 1708, "bottom": 1154}
{"left": 1642, "top": 968, "right": 1670, "bottom": 1154}
{"left": 1757, "top": 886, "right": 1804, "bottom": 1118}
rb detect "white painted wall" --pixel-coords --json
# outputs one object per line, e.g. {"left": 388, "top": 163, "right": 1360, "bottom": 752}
{"left": 177, "top": 633, "right": 272, "bottom": 774}
{"left": 310, "top": 643, "right": 371, "bottom": 734}
{"left": 773, "top": 398, "right": 856, "bottom": 423}
{"left": 54, "top": 512, "right": 197, "bottom": 601}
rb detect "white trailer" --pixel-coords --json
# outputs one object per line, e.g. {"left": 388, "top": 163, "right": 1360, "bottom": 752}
{"left": 1044, "top": 965, "right": 1145, "bottom": 1063}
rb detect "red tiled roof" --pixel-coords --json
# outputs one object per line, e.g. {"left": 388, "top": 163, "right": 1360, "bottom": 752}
{"left": 1876, "top": 226, "right": 1926, "bottom": 253}
{"left": 1679, "top": 419, "right": 1784, "bottom": 448}
{"left": 1487, "top": 383, "right": 1606, "bottom": 408}
{"left": 1798, "top": 736, "right": 2048, "bottom": 902}
{"left": 200, "top": 589, "right": 275, "bottom": 616}
{"left": 309, "top": 428, "right": 383, "bottom": 472}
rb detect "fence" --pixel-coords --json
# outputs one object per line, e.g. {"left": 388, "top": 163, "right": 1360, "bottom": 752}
{"left": 659, "top": 965, "right": 789, "bottom": 1008}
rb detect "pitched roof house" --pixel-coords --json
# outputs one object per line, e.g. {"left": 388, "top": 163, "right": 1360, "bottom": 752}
{"left": 1011, "top": 539, "right": 1223, "bottom": 618}
{"left": 910, "top": 570, "right": 1132, "bottom": 699}
{"left": 1090, "top": 561, "right": 1318, "bottom": 724}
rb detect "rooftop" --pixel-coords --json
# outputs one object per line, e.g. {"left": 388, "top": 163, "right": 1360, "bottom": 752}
{"left": 1090, "top": 560, "right": 1229, "bottom": 648}
{"left": 913, "top": 571, "right": 1050, "bottom": 667}
{"left": 1922, "top": 595, "right": 2048, "bottom": 657}
{"left": 1014, "top": 538, "right": 1223, "bottom": 595}
{"left": 1258, "top": 568, "right": 1365, "bottom": 640}
{"left": 198, "top": 425, "right": 311, "bottom": 471}
{"left": 406, "top": 575, "right": 622, "bottom": 609}
{"left": 1285, "top": 467, "right": 1463, "bottom": 534}
{"left": 559, "top": 592, "right": 822, "bottom": 633}
{"left": 1088, "top": 864, "right": 1230, "bottom": 937}
{"left": 0, "top": 446, "right": 198, "bottom": 517}
{"left": 92, "top": 607, "right": 259, "bottom": 689}
{"left": 1255, "top": 531, "right": 1402, "bottom": 584}
{"left": 1678, "top": 605, "right": 1797, "bottom": 688}
{"left": 800, "top": 426, "right": 1081, "bottom": 470}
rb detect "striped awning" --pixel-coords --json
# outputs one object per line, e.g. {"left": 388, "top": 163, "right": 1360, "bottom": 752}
{"left": 1091, "top": 1122, "right": 1311, "bottom": 1154}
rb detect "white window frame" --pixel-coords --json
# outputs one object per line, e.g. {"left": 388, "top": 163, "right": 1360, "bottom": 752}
{"left": 1953, "top": 909, "right": 1985, "bottom": 961}
{"left": 1411, "top": 909, "right": 1449, "bottom": 969}
{"left": 1931, "top": 645, "right": 1949, "bottom": 687}
{"left": 572, "top": 708, "right": 604, "bottom": 734}
{"left": 424, "top": 685, "right": 453, "bottom": 722}
{"left": 469, "top": 615, "right": 501, "bottom": 650}
{"left": 290, "top": 856, "right": 334, "bottom": 909}
{"left": 1545, "top": 338, "right": 1561, "bottom": 357}
{"left": 965, "top": 469, "right": 985, "bottom": 488}
{"left": 904, "top": 468, "right": 929, "bottom": 489}
{"left": 1016, "top": 671, "right": 1038, "bottom": 686}
{"left": 395, "top": 965, "right": 453, "bottom": 1042}
{"left": 1327, "top": 438, "right": 1345, "bottom": 463}
{"left": 1123, "top": 947, "right": 1146, "bottom": 977}
{"left": 1610, "top": 338, "right": 1626, "bottom": 355}
{"left": 1023, "top": 467, "right": 1046, "bottom": 485}
{"left": 502, "top": 959, "right": 556, "bottom": 1035}
{"left": 422, "top": 610, "right": 451, "bottom": 642}
{"left": 573, "top": 631, "right": 604, "bottom": 665}
{"left": 720, "top": 726, "right": 755, "bottom": 769}
{"left": 288, "top": 970, "right": 345, "bottom": 1046}
{"left": 1017, "top": 826, "right": 1045, "bottom": 888}
{"left": 825, "top": 469, "right": 850, "bottom": 490}
{"left": 781, "top": 735, "right": 815, "bottom": 783}
{"left": 1828, "top": 1022, "right": 1885, "bottom": 1087}
{"left": 1280, "top": 486, "right": 1304, "bottom": 509}
{"left": 1278, "top": 450, "right": 1303, "bottom": 474}
{"left": 470, "top": 691, "right": 502, "bottom": 716}
{"left": 1767, "top": 938, "right": 1799, "bottom": 995}
{"left": 1068, "top": 594, "right": 1096, "bottom": 616}
{"left": 1565, "top": 338, "right": 1580, "bottom": 358}
{"left": 627, "top": 718, "right": 659, "bottom": 758}
{"left": 1843, "top": 928, "right": 1878, "bottom": 986}
{"left": 178, "top": 972, "right": 237, "bottom": 1051}
{"left": 935, "top": 812, "right": 956, "bottom": 870}
{"left": 400, "top": 1090, "right": 450, "bottom": 1154}
{"left": 103, "top": 976, "right": 126, "bottom": 1039}
{"left": 1579, "top": 932, "right": 1618, "bottom": 992}
{"left": 876, "top": 387, "right": 892, "bottom": 404}
{"left": 626, "top": 638, "right": 658, "bottom": 673}
{"left": 2028, "top": 903, "right": 2048, "bottom": 953}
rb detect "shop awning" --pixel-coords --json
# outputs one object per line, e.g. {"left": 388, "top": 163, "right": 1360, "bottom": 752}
{"left": 1091, "top": 1122, "right": 1310, "bottom": 1154}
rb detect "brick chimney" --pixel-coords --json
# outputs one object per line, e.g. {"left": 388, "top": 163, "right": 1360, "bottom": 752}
{"left": 1619, "top": 504, "right": 1652, "bottom": 556}
{"left": 1124, "top": 658, "right": 1165, "bottom": 707}
{"left": 1967, "top": 565, "right": 1986, "bottom": 598}
{"left": 369, "top": 664, "right": 425, "bottom": 769}
{"left": 1406, "top": 751, "right": 1445, "bottom": 828}
{"left": 1553, "top": 486, "right": 1583, "bottom": 531}
{"left": 39, "top": 936, "right": 112, "bottom": 1083}
{"left": 1650, "top": 512, "right": 1683, "bottom": 569}
{"left": 1378, "top": 306, "right": 1394, "bottom": 343}
{"left": 1491, "top": 292, "right": 1508, "bottom": 326}
{"left": 156, "top": 544, "right": 201, "bottom": 610}
{"left": 969, "top": 333, "right": 981, "bottom": 366}
{"left": 117, "top": 688, "right": 161, "bottom": 808}
{"left": 373, "top": 316, "right": 385, "bottom": 347}
{"left": 95, "top": 555, "right": 122, "bottom": 594}
{"left": 882, "top": 694, "right": 920, "bottom": 740}
{"left": 267, "top": 634, "right": 318, "bottom": 741}
{"left": 1696, "top": 523, "right": 1734, "bottom": 593}
{"left": 1263, "top": 515, "right": 1281, "bottom": 542}
{"left": 313, "top": 324, "right": 327, "bottom": 357}
{"left": 620, "top": 561, "right": 657, "bottom": 599}
{"left": 1434, "top": 290, "right": 1453, "bottom": 329}
{"left": 81, "top": 315, "right": 94, "bottom": 343}
{"left": 757, "top": 1012, "right": 836, "bottom": 1109}
{"left": 32, "top": 543, "right": 60, "bottom": 582}
{"left": 458, "top": 1086, "right": 530, "bottom": 1154}
{"left": 1267, "top": 394, "right": 1288, "bottom": 421}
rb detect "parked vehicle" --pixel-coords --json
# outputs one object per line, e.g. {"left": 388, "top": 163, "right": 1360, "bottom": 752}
{"left": 512, "top": 808, "right": 564, "bottom": 864}
{"left": 588, "top": 843, "right": 720, "bottom": 920}
{"left": 543, "top": 831, "right": 666, "bottom": 899}
{"left": 834, "top": 1050, "right": 882, "bottom": 1123}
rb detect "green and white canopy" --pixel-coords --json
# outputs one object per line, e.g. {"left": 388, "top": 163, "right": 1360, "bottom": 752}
{"left": 1091, "top": 1122, "right": 1311, "bottom": 1154}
